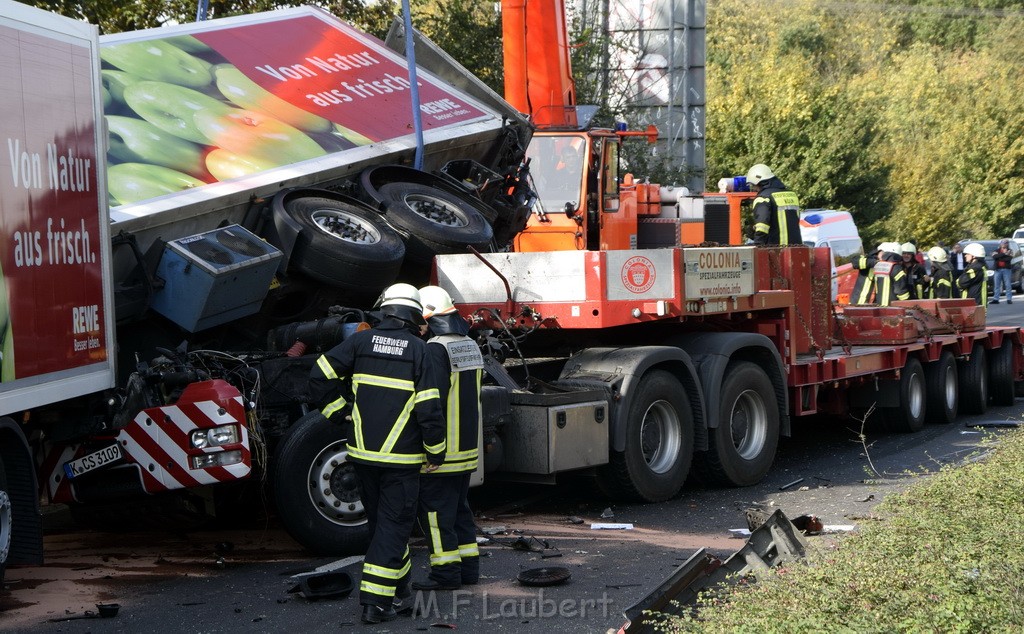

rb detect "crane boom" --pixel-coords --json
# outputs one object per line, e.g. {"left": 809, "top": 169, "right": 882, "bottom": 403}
{"left": 501, "top": 0, "right": 577, "bottom": 127}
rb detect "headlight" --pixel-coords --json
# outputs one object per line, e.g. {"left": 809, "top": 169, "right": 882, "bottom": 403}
{"left": 190, "top": 424, "right": 240, "bottom": 449}
{"left": 191, "top": 449, "right": 243, "bottom": 470}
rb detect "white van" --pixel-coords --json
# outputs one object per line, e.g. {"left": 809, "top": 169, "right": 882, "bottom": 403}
{"left": 800, "top": 210, "right": 864, "bottom": 303}
{"left": 1013, "top": 224, "right": 1024, "bottom": 241}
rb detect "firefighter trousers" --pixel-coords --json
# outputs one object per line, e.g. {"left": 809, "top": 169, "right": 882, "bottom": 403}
{"left": 418, "top": 472, "right": 479, "bottom": 585}
{"left": 353, "top": 463, "right": 418, "bottom": 607}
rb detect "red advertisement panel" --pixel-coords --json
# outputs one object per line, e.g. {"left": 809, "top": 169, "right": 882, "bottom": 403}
{"left": 99, "top": 11, "right": 488, "bottom": 206}
{"left": 0, "top": 25, "right": 107, "bottom": 381}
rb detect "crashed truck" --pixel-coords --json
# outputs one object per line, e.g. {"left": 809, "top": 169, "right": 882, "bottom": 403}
{"left": 0, "top": 2, "right": 534, "bottom": 578}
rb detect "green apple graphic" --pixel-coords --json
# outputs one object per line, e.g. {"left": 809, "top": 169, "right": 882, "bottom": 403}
{"left": 214, "top": 66, "right": 332, "bottom": 133}
{"left": 205, "top": 148, "right": 278, "bottom": 180}
{"left": 107, "top": 115, "right": 208, "bottom": 178}
{"left": 101, "top": 40, "right": 213, "bottom": 88}
{"left": 124, "top": 81, "right": 233, "bottom": 144}
{"left": 101, "top": 70, "right": 143, "bottom": 105}
{"left": 162, "top": 34, "right": 214, "bottom": 55}
{"left": 193, "top": 108, "right": 327, "bottom": 164}
{"left": 109, "top": 162, "right": 207, "bottom": 205}
{"left": 333, "top": 121, "right": 374, "bottom": 146}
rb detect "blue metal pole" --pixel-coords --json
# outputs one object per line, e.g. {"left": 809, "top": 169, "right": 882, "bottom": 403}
{"left": 401, "top": 0, "right": 425, "bottom": 170}
{"left": 196, "top": 0, "right": 208, "bottom": 21}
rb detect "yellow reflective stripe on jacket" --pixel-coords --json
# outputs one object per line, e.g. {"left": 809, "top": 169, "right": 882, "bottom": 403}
{"left": 360, "top": 581, "right": 395, "bottom": 597}
{"left": 380, "top": 397, "right": 416, "bottom": 454}
{"left": 423, "top": 439, "right": 447, "bottom": 454}
{"left": 415, "top": 388, "right": 440, "bottom": 403}
{"left": 447, "top": 371, "right": 463, "bottom": 451}
{"left": 754, "top": 222, "right": 770, "bottom": 233}
{"left": 322, "top": 396, "right": 348, "bottom": 418}
{"left": 353, "top": 373, "right": 414, "bottom": 391}
{"left": 347, "top": 445, "right": 425, "bottom": 465}
{"left": 458, "top": 543, "right": 480, "bottom": 557}
{"left": 423, "top": 459, "right": 478, "bottom": 474}
{"left": 772, "top": 191, "right": 799, "bottom": 245}
{"left": 316, "top": 354, "right": 338, "bottom": 380}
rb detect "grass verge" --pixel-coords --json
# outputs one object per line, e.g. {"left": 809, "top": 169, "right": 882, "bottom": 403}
{"left": 655, "top": 428, "right": 1024, "bottom": 633}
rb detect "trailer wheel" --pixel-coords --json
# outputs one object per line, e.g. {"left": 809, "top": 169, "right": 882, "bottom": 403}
{"left": 376, "top": 182, "right": 493, "bottom": 263}
{"left": 959, "top": 343, "right": 989, "bottom": 415}
{"left": 883, "top": 357, "right": 927, "bottom": 433}
{"left": 702, "top": 361, "right": 780, "bottom": 487}
{"left": 924, "top": 350, "right": 958, "bottom": 424}
{"left": 989, "top": 341, "right": 1016, "bottom": 406}
{"left": 598, "top": 370, "right": 693, "bottom": 502}
{"left": 272, "top": 411, "right": 368, "bottom": 555}
{"left": 0, "top": 456, "right": 10, "bottom": 584}
{"left": 285, "top": 195, "right": 405, "bottom": 290}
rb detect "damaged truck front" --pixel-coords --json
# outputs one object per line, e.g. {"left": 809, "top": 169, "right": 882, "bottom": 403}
{"left": 0, "top": 2, "right": 534, "bottom": 580}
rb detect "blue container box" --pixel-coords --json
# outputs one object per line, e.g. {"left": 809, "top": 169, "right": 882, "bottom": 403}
{"left": 151, "top": 225, "right": 283, "bottom": 332}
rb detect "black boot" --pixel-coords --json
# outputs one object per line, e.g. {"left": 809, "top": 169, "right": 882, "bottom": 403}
{"left": 361, "top": 604, "right": 398, "bottom": 624}
{"left": 411, "top": 578, "right": 461, "bottom": 591}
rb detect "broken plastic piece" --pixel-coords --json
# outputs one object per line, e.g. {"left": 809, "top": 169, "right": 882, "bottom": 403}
{"left": 600, "top": 507, "right": 615, "bottom": 518}
{"left": 286, "top": 570, "right": 354, "bottom": 600}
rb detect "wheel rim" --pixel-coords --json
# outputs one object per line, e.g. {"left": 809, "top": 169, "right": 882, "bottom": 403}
{"left": 908, "top": 372, "right": 924, "bottom": 419}
{"left": 0, "top": 490, "right": 11, "bottom": 565}
{"left": 943, "top": 363, "right": 957, "bottom": 411}
{"left": 403, "top": 194, "right": 469, "bottom": 227}
{"left": 639, "top": 399, "right": 682, "bottom": 474}
{"left": 310, "top": 208, "right": 382, "bottom": 245}
{"left": 730, "top": 390, "right": 768, "bottom": 460}
{"left": 306, "top": 441, "right": 365, "bottom": 526}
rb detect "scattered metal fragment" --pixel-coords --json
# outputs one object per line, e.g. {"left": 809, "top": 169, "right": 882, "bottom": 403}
{"left": 481, "top": 526, "right": 507, "bottom": 535}
{"left": 600, "top": 507, "right": 615, "bottom": 519}
{"left": 590, "top": 523, "right": 634, "bottom": 530}
{"left": 779, "top": 477, "right": 805, "bottom": 491}
{"left": 518, "top": 566, "right": 571, "bottom": 587}
{"left": 541, "top": 552, "right": 563, "bottom": 559}
{"left": 567, "top": 515, "right": 584, "bottom": 524}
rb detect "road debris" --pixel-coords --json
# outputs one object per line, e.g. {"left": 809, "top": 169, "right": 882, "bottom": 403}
{"left": 567, "top": 515, "right": 585, "bottom": 524}
{"left": 590, "top": 523, "right": 634, "bottom": 530}
{"left": 779, "top": 477, "right": 805, "bottom": 491}
{"left": 517, "top": 566, "right": 571, "bottom": 587}
{"left": 481, "top": 526, "right": 508, "bottom": 536}
{"left": 286, "top": 570, "right": 354, "bottom": 600}
{"left": 600, "top": 507, "right": 615, "bottom": 519}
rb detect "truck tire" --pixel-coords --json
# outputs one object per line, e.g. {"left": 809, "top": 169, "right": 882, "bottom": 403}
{"left": 702, "top": 361, "right": 780, "bottom": 487}
{"left": 959, "top": 343, "right": 989, "bottom": 415}
{"left": 376, "top": 182, "right": 493, "bottom": 263}
{"left": 883, "top": 356, "right": 926, "bottom": 433}
{"left": 0, "top": 456, "right": 10, "bottom": 584}
{"left": 597, "top": 370, "right": 693, "bottom": 502}
{"left": 285, "top": 195, "right": 405, "bottom": 290}
{"left": 989, "top": 341, "right": 1016, "bottom": 406}
{"left": 924, "top": 350, "right": 958, "bottom": 424}
{"left": 272, "top": 411, "right": 369, "bottom": 555}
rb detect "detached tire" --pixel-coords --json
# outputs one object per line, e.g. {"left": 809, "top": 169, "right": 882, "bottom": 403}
{"left": 285, "top": 195, "right": 405, "bottom": 290}
{"left": 273, "top": 411, "right": 369, "bottom": 555}
{"left": 376, "top": 182, "right": 493, "bottom": 263}
{"left": 925, "top": 350, "right": 958, "bottom": 424}
{"left": 959, "top": 343, "right": 989, "bottom": 415}
{"left": 989, "top": 341, "right": 1016, "bottom": 406}
{"left": 883, "top": 356, "right": 926, "bottom": 433}
{"left": 701, "top": 361, "right": 780, "bottom": 487}
{"left": 597, "top": 370, "right": 693, "bottom": 502}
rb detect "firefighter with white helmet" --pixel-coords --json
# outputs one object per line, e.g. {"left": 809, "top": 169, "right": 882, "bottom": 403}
{"left": 849, "top": 242, "right": 886, "bottom": 305}
{"left": 926, "top": 246, "right": 954, "bottom": 299}
{"left": 899, "top": 242, "right": 926, "bottom": 299}
{"left": 309, "top": 282, "right": 446, "bottom": 624}
{"left": 957, "top": 242, "right": 989, "bottom": 306}
{"left": 746, "top": 163, "right": 802, "bottom": 246}
{"left": 412, "top": 285, "right": 484, "bottom": 591}
{"left": 873, "top": 243, "right": 911, "bottom": 306}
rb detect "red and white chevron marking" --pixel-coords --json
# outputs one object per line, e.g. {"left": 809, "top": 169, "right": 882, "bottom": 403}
{"left": 42, "top": 380, "right": 252, "bottom": 502}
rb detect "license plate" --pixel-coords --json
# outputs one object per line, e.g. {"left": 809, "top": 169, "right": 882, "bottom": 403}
{"left": 63, "top": 443, "right": 124, "bottom": 479}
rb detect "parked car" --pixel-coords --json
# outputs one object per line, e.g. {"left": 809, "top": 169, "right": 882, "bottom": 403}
{"left": 957, "top": 238, "right": 1024, "bottom": 292}
{"left": 1013, "top": 225, "right": 1024, "bottom": 241}
{"left": 800, "top": 210, "right": 863, "bottom": 303}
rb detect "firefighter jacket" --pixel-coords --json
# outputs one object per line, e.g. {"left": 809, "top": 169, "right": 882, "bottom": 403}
{"left": 901, "top": 259, "right": 927, "bottom": 299}
{"left": 423, "top": 332, "right": 484, "bottom": 475}
{"left": 849, "top": 254, "right": 878, "bottom": 305}
{"left": 956, "top": 259, "right": 988, "bottom": 306}
{"left": 928, "top": 261, "right": 954, "bottom": 299}
{"left": 752, "top": 177, "right": 803, "bottom": 246}
{"left": 872, "top": 254, "right": 911, "bottom": 306}
{"left": 310, "top": 317, "right": 446, "bottom": 468}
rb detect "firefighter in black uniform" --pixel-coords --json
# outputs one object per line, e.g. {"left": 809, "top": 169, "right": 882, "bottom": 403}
{"left": 849, "top": 243, "right": 886, "bottom": 305}
{"left": 926, "top": 246, "right": 954, "bottom": 299}
{"left": 957, "top": 242, "right": 989, "bottom": 306}
{"left": 746, "top": 163, "right": 803, "bottom": 246}
{"left": 873, "top": 245, "right": 911, "bottom": 306}
{"left": 412, "top": 285, "right": 483, "bottom": 591}
{"left": 899, "top": 242, "right": 926, "bottom": 299}
{"left": 309, "top": 283, "right": 446, "bottom": 625}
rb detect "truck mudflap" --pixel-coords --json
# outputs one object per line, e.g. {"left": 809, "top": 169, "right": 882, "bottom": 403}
{"left": 43, "top": 380, "right": 250, "bottom": 503}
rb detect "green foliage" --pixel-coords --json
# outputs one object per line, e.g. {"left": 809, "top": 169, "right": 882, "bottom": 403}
{"left": 411, "top": 0, "right": 503, "bottom": 93}
{"left": 656, "top": 428, "right": 1024, "bottom": 632}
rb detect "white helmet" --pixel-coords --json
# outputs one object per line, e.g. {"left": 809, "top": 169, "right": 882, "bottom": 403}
{"left": 376, "top": 283, "right": 426, "bottom": 326}
{"left": 901, "top": 242, "right": 916, "bottom": 254}
{"left": 964, "top": 242, "right": 986, "bottom": 259}
{"left": 419, "top": 285, "right": 456, "bottom": 319}
{"left": 880, "top": 241, "right": 900, "bottom": 254}
{"left": 745, "top": 163, "right": 775, "bottom": 186}
{"left": 927, "top": 246, "right": 947, "bottom": 263}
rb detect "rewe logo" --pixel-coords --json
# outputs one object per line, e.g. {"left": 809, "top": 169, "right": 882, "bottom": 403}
{"left": 621, "top": 256, "right": 656, "bottom": 293}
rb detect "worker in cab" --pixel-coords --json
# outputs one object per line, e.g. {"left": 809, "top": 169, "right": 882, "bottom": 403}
{"left": 872, "top": 243, "right": 911, "bottom": 306}
{"left": 926, "top": 246, "right": 954, "bottom": 299}
{"left": 957, "top": 242, "right": 989, "bottom": 306}
{"left": 309, "top": 283, "right": 446, "bottom": 625}
{"left": 746, "top": 163, "right": 802, "bottom": 246}
{"left": 412, "top": 286, "right": 484, "bottom": 592}
{"left": 849, "top": 243, "right": 884, "bottom": 305}
{"left": 900, "top": 242, "right": 926, "bottom": 299}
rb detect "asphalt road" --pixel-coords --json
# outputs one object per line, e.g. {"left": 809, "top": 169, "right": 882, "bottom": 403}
{"left": 4, "top": 300, "right": 1023, "bottom": 634}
